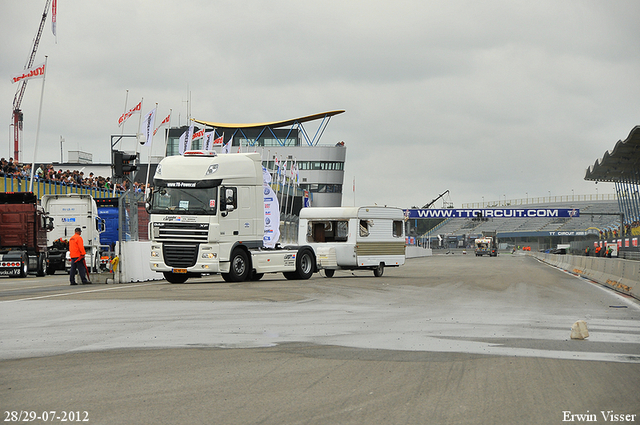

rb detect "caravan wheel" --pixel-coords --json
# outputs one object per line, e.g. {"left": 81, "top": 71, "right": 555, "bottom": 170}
{"left": 373, "top": 263, "right": 384, "bottom": 277}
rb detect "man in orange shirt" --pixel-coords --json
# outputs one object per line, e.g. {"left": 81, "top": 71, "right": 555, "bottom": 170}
{"left": 69, "top": 227, "right": 90, "bottom": 285}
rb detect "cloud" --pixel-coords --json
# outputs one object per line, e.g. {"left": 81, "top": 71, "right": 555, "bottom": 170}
{"left": 1, "top": 0, "right": 637, "bottom": 208}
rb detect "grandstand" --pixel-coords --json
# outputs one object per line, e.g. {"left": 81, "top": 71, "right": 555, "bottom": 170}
{"left": 426, "top": 200, "right": 620, "bottom": 243}
{"left": 421, "top": 125, "right": 639, "bottom": 258}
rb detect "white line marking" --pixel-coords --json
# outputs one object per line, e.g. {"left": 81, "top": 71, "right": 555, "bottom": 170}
{"left": 0, "top": 281, "right": 166, "bottom": 303}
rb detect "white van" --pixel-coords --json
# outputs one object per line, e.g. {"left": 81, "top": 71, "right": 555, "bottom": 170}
{"left": 298, "top": 206, "right": 406, "bottom": 277}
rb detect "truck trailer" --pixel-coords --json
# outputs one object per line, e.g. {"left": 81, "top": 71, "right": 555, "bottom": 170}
{"left": 298, "top": 206, "right": 406, "bottom": 277}
{"left": 0, "top": 192, "right": 52, "bottom": 277}
{"left": 147, "top": 151, "right": 316, "bottom": 283}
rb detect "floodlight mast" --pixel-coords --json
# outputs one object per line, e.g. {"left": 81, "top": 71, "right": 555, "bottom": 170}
{"left": 12, "top": 0, "right": 52, "bottom": 162}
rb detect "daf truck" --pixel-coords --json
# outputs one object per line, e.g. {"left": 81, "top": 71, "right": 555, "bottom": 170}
{"left": 0, "top": 192, "right": 53, "bottom": 277}
{"left": 147, "top": 151, "right": 316, "bottom": 283}
{"left": 41, "top": 194, "right": 105, "bottom": 274}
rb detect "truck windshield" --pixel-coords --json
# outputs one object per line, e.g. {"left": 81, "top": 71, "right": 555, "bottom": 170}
{"left": 149, "top": 187, "right": 217, "bottom": 215}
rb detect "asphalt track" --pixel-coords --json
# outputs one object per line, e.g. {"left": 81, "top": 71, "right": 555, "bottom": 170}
{"left": 1, "top": 253, "right": 639, "bottom": 425}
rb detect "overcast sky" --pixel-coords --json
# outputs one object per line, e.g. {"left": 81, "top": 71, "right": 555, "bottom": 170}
{"left": 2, "top": 0, "right": 638, "bottom": 208}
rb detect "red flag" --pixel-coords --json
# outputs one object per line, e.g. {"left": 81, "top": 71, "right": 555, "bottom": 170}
{"left": 11, "top": 62, "right": 46, "bottom": 84}
{"left": 153, "top": 112, "right": 171, "bottom": 136}
{"left": 213, "top": 134, "right": 224, "bottom": 145}
{"left": 117, "top": 101, "right": 142, "bottom": 127}
{"left": 192, "top": 129, "right": 206, "bottom": 141}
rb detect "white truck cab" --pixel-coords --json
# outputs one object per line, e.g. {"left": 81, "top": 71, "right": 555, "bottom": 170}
{"left": 147, "top": 151, "right": 316, "bottom": 283}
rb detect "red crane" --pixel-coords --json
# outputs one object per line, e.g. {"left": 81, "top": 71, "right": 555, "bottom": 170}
{"left": 12, "top": 0, "right": 52, "bottom": 162}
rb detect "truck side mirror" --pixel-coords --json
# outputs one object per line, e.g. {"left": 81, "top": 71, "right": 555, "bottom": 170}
{"left": 145, "top": 190, "right": 152, "bottom": 213}
{"left": 46, "top": 217, "right": 54, "bottom": 231}
{"left": 225, "top": 188, "right": 235, "bottom": 211}
{"left": 97, "top": 217, "right": 106, "bottom": 233}
{"left": 220, "top": 186, "right": 237, "bottom": 215}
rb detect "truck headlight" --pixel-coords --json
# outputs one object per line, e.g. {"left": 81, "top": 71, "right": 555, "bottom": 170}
{"left": 201, "top": 252, "right": 217, "bottom": 259}
{"left": 151, "top": 251, "right": 160, "bottom": 258}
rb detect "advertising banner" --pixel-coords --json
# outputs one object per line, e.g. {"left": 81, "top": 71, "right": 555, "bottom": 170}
{"left": 263, "top": 185, "right": 280, "bottom": 248}
{"left": 404, "top": 208, "right": 579, "bottom": 219}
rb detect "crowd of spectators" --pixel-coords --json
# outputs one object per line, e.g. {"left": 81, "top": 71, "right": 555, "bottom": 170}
{"left": 0, "top": 157, "right": 147, "bottom": 193}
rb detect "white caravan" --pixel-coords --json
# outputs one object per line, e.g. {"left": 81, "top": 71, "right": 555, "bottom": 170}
{"left": 298, "top": 206, "right": 406, "bottom": 277}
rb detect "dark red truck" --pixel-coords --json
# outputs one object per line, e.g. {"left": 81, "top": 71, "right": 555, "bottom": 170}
{"left": 0, "top": 192, "right": 53, "bottom": 277}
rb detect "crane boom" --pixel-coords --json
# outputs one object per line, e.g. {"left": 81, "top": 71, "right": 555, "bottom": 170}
{"left": 422, "top": 190, "right": 450, "bottom": 209}
{"left": 12, "top": 0, "right": 52, "bottom": 162}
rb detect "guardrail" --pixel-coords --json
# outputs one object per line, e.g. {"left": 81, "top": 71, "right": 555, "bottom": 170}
{"left": 532, "top": 252, "right": 639, "bottom": 300}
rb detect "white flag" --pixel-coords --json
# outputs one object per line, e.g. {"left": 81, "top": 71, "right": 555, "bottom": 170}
{"left": 203, "top": 131, "right": 214, "bottom": 151}
{"left": 140, "top": 108, "right": 156, "bottom": 147}
{"left": 222, "top": 139, "right": 231, "bottom": 154}
{"left": 11, "top": 62, "right": 46, "bottom": 84}
{"left": 52, "top": 0, "right": 57, "bottom": 37}
{"left": 179, "top": 125, "right": 194, "bottom": 155}
{"left": 282, "top": 159, "right": 288, "bottom": 183}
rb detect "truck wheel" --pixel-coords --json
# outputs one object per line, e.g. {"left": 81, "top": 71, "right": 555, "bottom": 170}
{"left": 291, "top": 248, "right": 314, "bottom": 280}
{"left": 19, "top": 253, "right": 28, "bottom": 278}
{"left": 36, "top": 253, "right": 46, "bottom": 277}
{"left": 249, "top": 271, "right": 264, "bottom": 281}
{"left": 163, "top": 272, "right": 189, "bottom": 284}
{"left": 222, "top": 248, "right": 249, "bottom": 282}
{"left": 373, "top": 263, "right": 384, "bottom": 277}
{"left": 324, "top": 269, "right": 335, "bottom": 278}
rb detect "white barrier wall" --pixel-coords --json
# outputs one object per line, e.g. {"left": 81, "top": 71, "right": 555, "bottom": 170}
{"left": 406, "top": 246, "right": 432, "bottom": 258}
{"left": 532, "top": 252, "right": 639, "bottom": 300}
{"left": 116, "top": 241, "right": 164, "bottom": 283}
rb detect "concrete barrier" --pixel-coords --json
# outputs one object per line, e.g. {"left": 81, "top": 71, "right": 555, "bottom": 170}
{"left": 406, "top": 246, "right": 433, "bottom": 258}
{"left": 532, "top": 252, "right": 639, "bottom": 300}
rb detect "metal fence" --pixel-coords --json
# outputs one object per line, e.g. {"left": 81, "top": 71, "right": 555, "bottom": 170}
{"left": 0, "top": 175, "right": 120, "bottom": 199}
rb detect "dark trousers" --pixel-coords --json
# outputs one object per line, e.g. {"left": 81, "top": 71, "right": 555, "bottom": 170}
{"left": 70, "top": 257, "right": 89, "bottom": 284}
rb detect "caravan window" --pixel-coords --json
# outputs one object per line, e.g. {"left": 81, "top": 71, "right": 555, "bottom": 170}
{"left": 393, "top": 220, "right": 403, "bottom": 238}
{"left": 307, "top": 220, "right": 349, "bottom": 243}
{"left": 359, "top": 220, "right": 369, "bottom": 237}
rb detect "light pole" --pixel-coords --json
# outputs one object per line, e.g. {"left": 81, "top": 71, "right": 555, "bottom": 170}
{"left": 572, "top": 189, "right": 574, "bottom": 201}
{"left": 526, "top": 192, "right": 528, "bottom": 204}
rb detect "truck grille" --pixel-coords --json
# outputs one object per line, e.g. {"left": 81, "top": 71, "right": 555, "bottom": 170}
{"left": 154, "top": 222, "right": 209, "bottom": 242}
{"left": 163, "top": 243, "right": 199, "bottom": 268}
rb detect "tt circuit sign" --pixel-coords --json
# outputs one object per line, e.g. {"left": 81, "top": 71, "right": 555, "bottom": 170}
{"left": 404, "top": 208, "right": 580, "bottom": 219}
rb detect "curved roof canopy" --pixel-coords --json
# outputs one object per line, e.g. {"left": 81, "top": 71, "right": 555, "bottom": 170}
{"left": 192, "top": 110, "right": 345, "bottom": 130}
{"left": 584, "top": 126, "right": 640, "bottom": 182}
